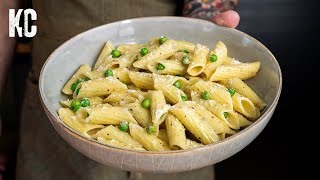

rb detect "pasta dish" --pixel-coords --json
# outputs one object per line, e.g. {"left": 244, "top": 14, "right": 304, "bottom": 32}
{"left": 58, "top": 37, "right": 266, "bottom": 151}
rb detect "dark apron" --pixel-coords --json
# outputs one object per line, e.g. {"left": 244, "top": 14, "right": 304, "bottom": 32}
{"left": 15, "top": 0, "right": 214, "bottom": 179}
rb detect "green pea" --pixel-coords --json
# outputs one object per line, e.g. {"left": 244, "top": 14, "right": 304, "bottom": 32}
{"left": 181, "top": 95, "right": 187, "bottom": 101}
{"left": 140, "top": 48, "right": 149, "bottom": 56}
{"left": 80, "top": 98, "right": 90, "bottom": 107}
{"left": 228, "top": 88, "right": 236, "bottom": 96}
{"left": 201, "top": 91, "right": 211, "bottom": 100}
{"left": 75, "top": 88, "right": 81, "bottom": 95}
{"left": 73, "top": 104, "right": 81, "bottom": 112}
{"left": 159, "top": 36, "right": 167, "bottom": 44}
{"left": 71, "top": 77, "right": 90, "bottom": 91}
{"left": 178, "top": 50, "right": 189, "bottom": 53}
{"left": 141, "top": 98, "right": 150, "bottom": 109}
{"left": 146, "top": 124, "right": 156, "bottom": 134}
{"left": 156, "top": 63, "right": 165, "bottom": 70}
{"left": 71, "top": 82, "right": 78, "bottom": 91}
{"left": 173, "top": 80, "right": 182, "bottom": 89}
{"left": 104, "top": 69, "right": 113, "bottom": 77}
{"left": 209, "top": 54, "right": 218, "bottom": 62}
{"left": 223, "top": 112, "right": 228, "bottom": 118}
{"left": 119, "top": 121, "right": 129, "bottom": 132}
{"left": 182, "top": 56, "right": 190, "bottom": 65}
{"left": 111, "top": 49, "right": 122, "bottom": 58}
{"left": 71, "top": 100, "right": 80, "bottom": 108}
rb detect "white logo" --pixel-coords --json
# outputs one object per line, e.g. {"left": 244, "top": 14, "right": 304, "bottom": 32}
{"left": 9, "top": 9, "right": 37, "bottom": 37}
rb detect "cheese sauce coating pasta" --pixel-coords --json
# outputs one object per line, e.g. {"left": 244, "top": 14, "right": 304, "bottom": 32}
{"left": 58, "top": 37, "right": 266, "bottom": 151}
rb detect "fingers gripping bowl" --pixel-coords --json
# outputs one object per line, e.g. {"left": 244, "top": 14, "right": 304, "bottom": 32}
{"left": 39, "top": 17, "right": 282, "bottom": 173}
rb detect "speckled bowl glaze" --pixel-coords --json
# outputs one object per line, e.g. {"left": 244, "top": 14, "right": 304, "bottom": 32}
{"left": 39, "top": 16, "right": 282, "bottom": 173}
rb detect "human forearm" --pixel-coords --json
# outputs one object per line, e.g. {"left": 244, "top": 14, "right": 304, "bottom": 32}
{"left": 0, "top": 0, "right": 20, "bottom": 97}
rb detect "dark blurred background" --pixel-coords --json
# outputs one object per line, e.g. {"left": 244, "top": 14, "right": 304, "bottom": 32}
{"left": 0, "top": 0, "right": 318, "bottom": 179}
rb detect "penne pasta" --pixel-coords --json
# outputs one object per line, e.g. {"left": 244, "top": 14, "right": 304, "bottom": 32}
{"left": 129, "top": 123, "right": 171, "bottom": 151}
{"left": 147, "top": 59, "right": 187, "bottom": 76}
{"left": 133, "top": 40, "right": 178, "bottom": 69}
{"left": 191, "top": 91, "right": 240, "bottom": 130}
{"left": 75, "top": 106, "right": 137, "bottom": 125}
{"left": 187, "top": 44, "right": 209, "bottom": 76}
{"left": 170, "top": 102, "right": 220, "bottom": 145}
{"left": 58, "top": 38, "right": 265, "bottom": 151}
{"left": 220, "top": 78, "right": 266, "bottom": 110}
{"left": 62, "top": 64, "right": 91, "bottom": 95}
{"left": 97, "top": 137, "right": 146, "bottom": 151}
{"left": 153, "top": 75, "right": 187, "bottom": 104}
{"left": 175, "top": 40, "right": 195, "bottom": 53}
{"left": 92, "top": 125, "right": 142, "bottom": 147}
{"left": 184, "top": 139, "right": 204, "bottom": 150}
{"left": 157, "top": 129, "right": 170, "bottom": 144}
{"left": 191, "top": 80, "right": 233, "bottom": 110}
{"left": 73, "top": 77, "right": 127, "bottom": 99}
{"left": 202, "top": 41, "right": 227, "bottom": 80}
{"left": 128, "top": 71, "right": 154, "bottom": 90}
{"left": 58, "top": 108, "right": 104, "bottom": 138}
{"left": 232, "top": 92, "right": 260, "bottom": 119}
{"left": 60, "top": 97, "right": 104, "bottom": 108}
{"left": 149, "top": 90, "right": 170, "bottom": 125}
{"left": 165, "top": 113, "right": 187, "bottom": 149}
{"left": 126, "top": 101, "right": 152, "bottom": 128}
{"left": 209, "top": 62, "right": 260, "bottom": 81}
{"left": 93, "top": 41, "right": 114, "bottom": 70}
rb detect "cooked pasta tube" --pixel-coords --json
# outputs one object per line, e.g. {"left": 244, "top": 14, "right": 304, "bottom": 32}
{"left": 128, "top": 71, "right": 154, "bottom": 90}
{"left": 149, "top": 90, "right": 170, "bottom": 125}
{"left": 170, "top": 102, "right": 220, "bottom": 144}
{"left": 126, "top": 90, "right": 148, "bottom": 101}
{"left": 126, "top": 101, "right": 152, "bottom": 128}
{"left": 165, "top": 113, "right": 187, "bottom": 149}
{"left": 175, "top": 40, "right": 195, "bottom": 53}
{"left": 202, "top": 41, "right": 227, "bottom": 80}
{"left": 60, "top": 97, "right": 104, "bottom": 108}
{"left": 209, "top": 62, "right": 260, "bottom": 81}
{"left": 73, "top": 77, "right": 127, "bottom": 99}
{"left": 185, "top": 139, "right": 204, "bottom": 150}
{"left": 75, "top": 106, "right": 137, "bottom": 125}
{"left": 133, "top": 40, "right": 178, "bottom": 69}
{"left": 92, "top": 125, "right": 142, "bottom": 147}
{"left": 93, "top": 41, "right": 114, "bottom": 70}
{"left": 58, "top": 108, "right": 104, "bottom": 138}
{"left": 235, "top": 112, "right": 253, "bottom": 127}
{"left": 103, "top": 92, "right": 136, "bottom": 103}
{"left": 153, "top": 75, "right": 187, "bottom": 104}
{"left": 232, "top": 92, "right": 260, "bottom": 119}
{"left": 147, "top": 59, "right": 187, "bottom": 76}
{"left": 176, "top": 101, "right": 235, "bottom": 135}
{"left": 191, "top": 92, "right": 240, "bottom": 129}
{"left": 116, "top": 43, "right": 144, "bottom": 53}
{"left": 187, "top": 44, "right": 209, "bottom": 76}
{"left": 191, "top": 80, "right": 233, "bottom": 110}
{"left": 97, "top": 137, "right": 146, "bottom": 151}
{"left": 220, "top": 78, "right": 266, "bottom": 110}
{"left": 129, "top": 123, "right": 171, "bottom": 151}
{"left": 62, "top": 64, "right": 91, "bottom": 95}
{"left": 157, "top": 129, "right": 169, "bottom": 144}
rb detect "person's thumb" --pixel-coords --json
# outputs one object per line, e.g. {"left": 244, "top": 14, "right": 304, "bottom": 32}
{"left": 212, "top": 10, "right": 240, "bottom": 28}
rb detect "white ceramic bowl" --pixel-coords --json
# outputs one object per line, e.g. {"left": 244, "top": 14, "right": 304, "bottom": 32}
{"left": 39, "top": 16, "right": 282, "bottom": 173}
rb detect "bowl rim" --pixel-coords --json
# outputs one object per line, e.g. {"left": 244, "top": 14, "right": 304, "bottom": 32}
{"left": 39, "top": 16, "right": 282, "bottom": 155}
